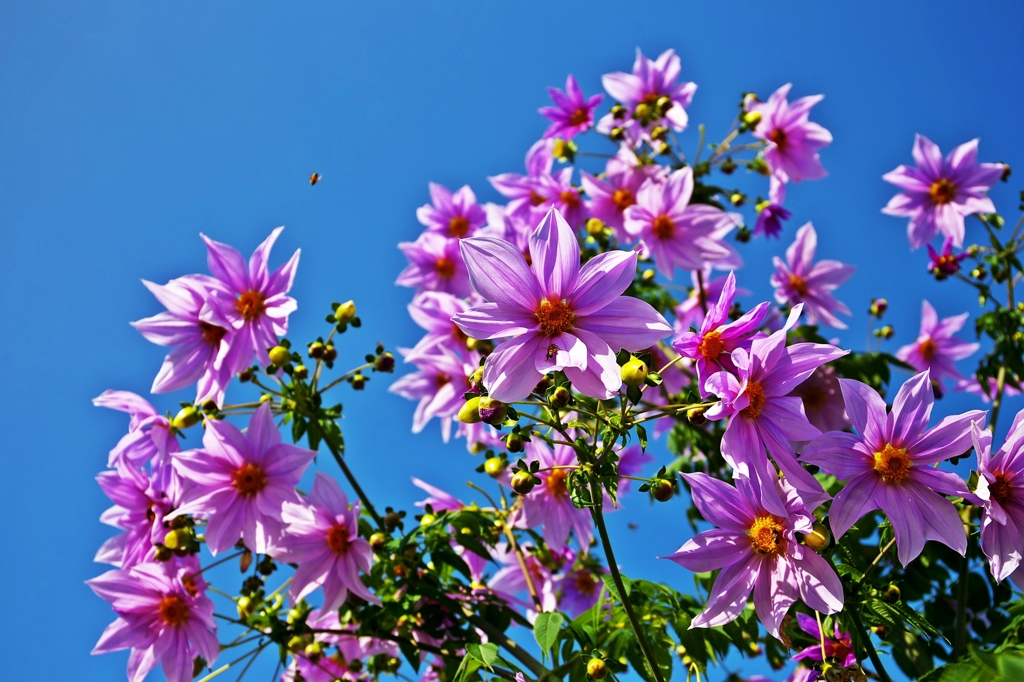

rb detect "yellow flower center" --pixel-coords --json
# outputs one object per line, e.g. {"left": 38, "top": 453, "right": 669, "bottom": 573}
{"left": 435, "top": 257, "right": 456, "bottom": 280}
{"left": 232, "top": 463, "right": 268, "bottom": 498}
{"left": 612, "top": 188, "right": 636, "bottom": 211}
{"left": 448, "top": 216, "right": 470, "bottom": 238}
{"left": 929, "top": 178, "right": 957, "bottom": 205}
{"left": 235, "top": 290, "right": 266, "bottom": 322}
{"left": 536, "top": 299, "right": 576, "bottom": 337}
{"left": 560, "top": 190, "right": 581, "bottom": 208}
{"left": 158, "top": 595, "right": 189, "bottom": 627}
{"left": 546, "top": 469, "right": 570, "bottom": 498}
{"left": 873, "top": 443, "right": 912, "bottom": 483}
{"left": 698, "top": 330, "right": 724, "bottom": 361}
{"left": 788, "top": 273, "right": 809, "bottom": 297}
{"left": 740, "top": 381, "right": 766, "bottom": 419}
{"left": 326, "top": 524, "right": 351, "bottom": 554}
{"left": 749, "top": 515, "right": 785, "bottom": 555}
{"left": 918, "top": 337, "right": 937, "bottom": 360}
{"left": 652, "top": 214, "right": 675, "bottom": 240}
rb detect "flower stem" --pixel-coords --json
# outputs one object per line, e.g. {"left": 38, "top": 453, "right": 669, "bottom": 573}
{"left": 848, "top": 605, "right": 893, "bottom": 682}
{"left": 465, "top": 613, "right": 548, "bottom": 677}
{"left": 589, "top": 482, "right": 666, "bottom": 682}
{"left": 954, "top": 550, "right": 970, "bottom": 658}
{"left": 308, "top": 418, "right": 385, "bottom": 530}
{"left": 501, "top": 518, "right": 544, "bottom": 613}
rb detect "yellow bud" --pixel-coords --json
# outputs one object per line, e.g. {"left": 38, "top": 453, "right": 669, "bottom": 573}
{"left": 162, "top": 528, "right": 190, "bottom": 550}
{"left": 801, "top": 523, "right": 830, "bottom": 552}
{"left": 268, "top": 345, "right": 290, "bottom": 366}
{"left": 335, "top": 300, "right": 357, "bottom": 324}
{"left": 420, "top": 513, "right": 436, "bottom": 527}
{"left": 484, "top": 457, "right": 505, "bottom": 477}
{"left": 458, "top": 396, "right": 482, "bottom": 424}
{"left": 621, "top": 357, "right": 648, "bottom": 387}
{"left": 172, "top": 405, "right": 201, "bottom": 430}
{"left": 292, "top": 364, "right": 308, "bottom": 379}
{"left": 586, "top": 218, "right": 606, "bottom": 236}
{"left": 743, "top": 110, "right": 762, "bottom": 126}
{"left": 587, "top": 658, "right": 608, "bottom": 680}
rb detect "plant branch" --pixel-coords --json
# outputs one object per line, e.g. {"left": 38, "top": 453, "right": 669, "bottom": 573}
{"left": 308, "top": 418, "right": 384, "bottom": 529}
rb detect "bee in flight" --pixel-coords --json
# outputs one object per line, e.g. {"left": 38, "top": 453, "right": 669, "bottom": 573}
{"left": 309, "top": 173, "right": 321, "bottom": 186}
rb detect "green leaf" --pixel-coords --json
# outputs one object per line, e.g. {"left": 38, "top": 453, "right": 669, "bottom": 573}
{"left": 920, "top": 650, "right": 1024, "bottom": 682}
{"left": 636, "top": 424, "right": 648, "bottom": 452}
{"left": 601, "top": 574, "right": 632, "bottom": 600}
{"left": 465, "top": 643, "right": 500, "bottom": 670}
{"left": 533, "top": 612, "right": 565, "bottom": 654}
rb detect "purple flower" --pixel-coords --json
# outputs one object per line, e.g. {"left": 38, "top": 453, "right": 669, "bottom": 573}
{"left": 489, "top": 139, "right": 555, "bottom": 223}
{"left": 673, "top": 272, "right": 770, "bottom": 389}
{"left": 93, "top": 391, "right": 180, "bottom": 470}
{"left": 281, "top": 608, "right": 396, "bottom": 682}
{"left": 531, "top": 168, "right": 589, "bottom": 228}
{"left": 623, "top": 168, "right": 739, "bottom": 278}
{"left": 556, "top": 562, "right": 604, "bottom": 617}
{"left": 801, "top": 371, "right": 986, "bottom": 566}
{"left": 88, "top": 562, "right": 218, "bottom": 682}
{"left": 404, "top": 291, "right": 472, "bottom": 361}
{"left": 883, "top": 135, "right": 1005, "bottom": 249}
{"left": 770, "top": 222, "right": 855, "bottom": 329}
{"left": 972, "top": 415, "right": 1024, "bottom": 586}
{"left": 539, "top": 75, "right": 603, "bottom": 140}
{"left": 416, "top": 183, "right": 488, "bottom": 240}
{"left": 791, "top": 613, "right": 856, "bottom": 667}
{"left": 169, "top": 403, "right": 316, "bottom": 554}
{"left": 412, "top": 476, "right": 465, "bottom": 513}
{"left": 580, "top": 170, "right": 642, "bottom": 243}
{"left": 96, "top": 461, "right": 177, "bottom": 569}
{"left": 199, "top": 227, "right": 299, "bottom": 371}
{"left": 955, "top": 376, "right": 1022, "bottom": 403}
{"left": 131, "top": 275, "right": 234, "bottom": 405}
{"left": 673, "top": 269, "right": 748, "bottom": 332}
{"left": 661, "top": 473, "right": 843, "bottom": 637}
{"left": 389, "top": 348, "right": 479, "bottom": 442}
{"left": 452, "top": 208, "right": 671, "bottom": 402}
{"left": 600, "top": 48, "right": 697, "bottom": 133}
{"left": 517, "top": 440, "right": 593, "bottom": 550}
{"left": 396, "top": 232, "right": 472, "bottom": 297}
{"left": 704, "top": 308, "right": 846, "bottom": 515}
{"left": 488, "top": 543, "right": 558, "bottom": 614}
{"left": 928, "top": 237, "right": 970, "bottom": 278}
{"left": 754, "top": 176, "right": 791, "bottom": 239}
{"left": 789, "top": 365, "right": 851, "bottom": 434}
{"left": 895, "top": 300, "right": 979, "bottom": 391}
{"left": 747, "top": 84, "right": 832, "bottom": 183}
{"left": 273, "top": 472, "right": 378, "bottom": 611}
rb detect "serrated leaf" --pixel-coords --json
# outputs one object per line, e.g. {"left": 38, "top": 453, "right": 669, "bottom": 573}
{"left": 533, "top": 612, "right": 565, "bottom": 654}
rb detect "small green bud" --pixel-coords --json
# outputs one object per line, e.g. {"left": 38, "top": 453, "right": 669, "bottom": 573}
{"left": 237, "top": 596, "right": 254, "bottom": 619}
{"left": 650, "top": 479, "right": 674, "bottom": 502}
{"left": 687, "top": 406, "right": 707, "bottom": 426}
{"left": 549, "top": 386, "right": 571, "bottom": 409}
{"left": 292, "top": 364, "right": 308, "bottom": 379}
{"left": 610, "top": 104, "right": 626, "bottom": 119}
{"left": 477, "top": 396, "right": 507, "bottom": 425}
{"left": 621, "top": 357, "right": 648, "bottom": 387}
{"left": 586, "top": 218, "right": 605, "bottom": 236}
{"left": 650, "top": 125, "right": 668, "bottom": 141}
{"left": 268, "top": 345, "right": 291, "bottom": 366}
{"left": 287, "top": 635, "right": 306, "bottom": 653}
{"left": 720, "top": 158, "right": 738, "bottom": 174}
{"left": 801, "top": 523, "right": 830, "bottom": 552}
{"left": 869, "top": 298, "right": 888, "bottom": 318}
{"left": 458, "top": 396, "right": 483, "bottom": 424}
{"left": 334, "top": 300, "right": 357, "bottom": 324}
{"left": 323, "top": 343, "right": 337, "bottom": 363}
{"left": 587, "top": 658, "right": 608, "bottom": 680}
{"left": 369, "top": 532, "right": 386, "bottom": 550}
{"left": 468, "top": 367, "right": 484, "bottom": 387}
{"left": 484, "top": 457, "right": 506, "bottom": 477}
{"left": 633, "top": 102, "right": 651, "bottom": 121}
{"left": 420, "top": 513, "right": 436, "bottom": 527}
{"left": 505, "top": 432, "right": 524, "bottom": 453}
{"left": 171, "top": 405, "right": 201, "bottom": 430}
{"left": 511, "top": 471, "right": 536, "bottom": 495}
{"left": 609, "top": 126, "right": 625, "bottom": 141}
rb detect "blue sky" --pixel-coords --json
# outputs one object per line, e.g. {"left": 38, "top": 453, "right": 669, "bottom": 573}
{"left": 2, "top": 1, "right": 1023, "bottom": 680}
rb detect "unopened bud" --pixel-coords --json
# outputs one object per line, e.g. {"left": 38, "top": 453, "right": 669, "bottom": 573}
{"left": 742, "top": 110, "right": 762, "bottom": 126}
{"left": 1002, "top": 163, "right": 1012, "bottom": 182}
{"left": 287, "top": 635, "right": 306, "bottom": 653}
{"left": 730, "top": 192, "right": 745, "bottom": 206}
{"left": 239, "top": 549, "right": 253, "bottom": 573}
{"left": 172, "top": 405, "right": 201, "bottom": 430}
{"left": 302, "top": 642, "right": 323, "bottom": 663}
{"left": 801, "top": 523, "right": 830, "bottom": 552}
{"left": 163, "top": 528, "right": 190, "bottom": 550}
{"left": 268, "top": 345, "right": 290, "bottom": 366}
{"left": 505, "top": 432, "right": 524, "bottom": 453}
{"left": 587, "top": 658, "right": 608, "bottom": 680}
{"left": 655, "top": 95, "right": 672, "bottom": 114}
{"left": 621, "top": 357, "right": 648, "bottom": 387}
{"left": 511, "top": 471, "right": 536, "bottom": 495}
{"left": 350, "top": 373, "right": 366, "bottom": 390}
{"left": 154, "top": 545, "right": 173, "bottom": 562}
{"left": 375, "top": 352, "right": 395, "bottom": 372}
{"left": 335, "top": 300, "right": 357, "bottom": 324}
{"left": 308, "top": 341, "right": 325, "bottom": 358}
{"left": 478, "top": 396, "right": 507, "bottom": 425}
{"left": 687, "top": 406, "right": 707, "bottom": 425}
{"left": 237, "top": 596, "right": 254, "bottom": 619}
{"left": 650, "top": 479, "right": 674, "bottom": 502}
{"left": 642, "top": 268, "right": 656, "bottom": 281}
{"left": 650, "top": 125, "right": 668, "bottom": 142}
{"left": 458, "top": 396, "right": 482, "bottom": 424}
{"left": 420, "top": 513, "right": 436, "bottom": 527}
{"left": 550, "top": 386, "right": 571, "bottom": 409}
{"left": 634, "top": 102, "right": 651, "bottom": 121}
{"left": 348, "top": 659, "right": 363, "bottom": 673}
{"left": 610, "top": 103, "right": 626, "bottom": 119}
{"left": 874, "top": 325, "right": 894, "bottom": 340}
{"left": 586, "top": 218, "right": 605, "bottom": 236}
{"left": 484, "top": 457, "right": 506, "bottom": 477}
{"left": 469, "top": 368, "right": 484, "bottom": 387}
{"left": 609, "top": 126, "right": 625, "bottom": 141}
{"left": 369, "top": 532, "right": 386, "bottom": 550}
{"left": 869, "top": 298, "right": 888, "bottom": 318}
{"left": 323, "top": 343, "right": 337, "bottom": 362}
{"left": 972, "top": 265, "right": 987, "bottom": 280}
{"left": 882, "top": 584, "right": 901, "bottom": 603}
{"left": 292, "top": 364, "right": 308, "bottom": 379}
{"left": 872, "top": 625, "right": 889, "bottom": 637}
{"left": 383, "top": 511, "right": 402, "bottom": 531}
{"left": 721, "top": 158, "right": 737, "bottom": 175}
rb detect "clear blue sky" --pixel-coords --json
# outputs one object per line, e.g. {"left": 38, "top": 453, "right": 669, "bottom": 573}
{"left": 2, "top": 2, "right": 1023, "bottom": 680}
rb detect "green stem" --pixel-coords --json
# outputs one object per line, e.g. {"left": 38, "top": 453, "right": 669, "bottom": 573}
{"left": 848, "top": 605, "right": 893, "bottom": 682}
{"left": 589, "top": 482, "right": 666, "bottom": 682}
{"left": 954, "top": 548, "right": 970, "bottom": 658}
{"left": 465, "top": 613, "right": 548, "bottom": 678}
{"left": 308, "top": 419, "right": 384, "bottom": 529}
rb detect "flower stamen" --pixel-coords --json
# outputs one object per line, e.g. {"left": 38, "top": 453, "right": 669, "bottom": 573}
{"left": 991, "top": 473, "right": 1014, "bottom": 506}
{"left": 749, "top": 515, "right": 785, "bottom": 555}
{"left": 740, "top": 381, "right": 766, "bottom": 419}
{"left": 545, "top": 469, "right": 570, "bottom": 498}
{"left": 873, "top": 443, "right": 912, "bottom": 483}
{"left": 232, "top": 463, "right": 268, "bottom": 497}
{"left": 652, "top": 215, "right": 675, "bottom": 240}
{"left": 236, "top": 290, "right": 266, "bottom": 322}
{"left": 326, "top": 524, "right": 351, "bottom": 554}
{"left": 536, "top": 299, "right": 575, "bottom": 336}
{"left": 788, "top": 273, "right": 809, "bottom": 297}
{"left": 918, "top": 337, "right": 937, "bottom": 360}
{"left": 612, "top": 188, "right": 635, "bottom": 211}
{"left": 199, "top": 321, "right": 227, "bottom": 346}
{"left": 158, "top": 595, "right": 189, "bottom": 627}
{"left": 698, "top": 330, "right": 724, "bottom": 361}
{"left": 448, "top": 216, "right": 470, "bottom": 238}
{"left": 435, "top": 258, "right": 456, "bottom": 280}
{"left": 929, "top": 178, "right": 957, "bottom": 205}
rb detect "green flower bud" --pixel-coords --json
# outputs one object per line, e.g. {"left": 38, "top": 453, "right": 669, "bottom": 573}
{"left": 621, "top": 357, "right": 648, "bottom": 387}
{"left": 650, "top": 479, "right": 674, "bottom": 502}
{"left": 511, "top": 471, "right": 536, "bottom": 495}
{"left": 350, "top": 373, "right": 366, "bottom": 390}
{"left": 287, "top": 635, "right": 306, "bottom": 653}
{"left": 550, "top": 386, "right": 571, "bottom": 409}
{"left": 633, "top": 103, "right": 651, "bottom": 121}
{"left": 335, "top": 300, "right": 357, "bottom": 324}
{"left": 882, "top": 584, "right": 901, "bottom": 603}
{"left": 478, "top": 396, "right": 507, "bottom": 425}
{"left": 303, "top": 642, "right": 323, "bottom": 662}
{"left": 171, "top": 405, "right": 201, "bottom": 430}
{"left": 687, "top": 407, "right": 707, "bottom": 426}
{"left": 292, "top": 364, "right": 308, "bottom": 379}
{"left": 308, "top": 341, "right": 325, "bottom": 358}
{"left": 420, "top": 513, "right": 436, "bottom": 527}
{"left": 374, "top": 352, "right": 395, "bottom": 372}
{"left": 268, "top": 345, "right": 290, "bottom": 366}
{"left": 484, "top": 457, "right": 506, "bottom": 477}
{"left": 587, "top": 658, "right": 608, "bottom": 680}
{"left": 801, "top": 523, "right": 830, "bottom": 552}
{"left": 505, "top": 432, "right": 524, "bottom": 453}
{"left": 458, "top": 396, "right": 483, "bottom": 424}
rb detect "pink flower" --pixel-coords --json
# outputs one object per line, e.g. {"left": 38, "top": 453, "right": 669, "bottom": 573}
{"left": 599, "top": 48, "right": 697, "bottom": 136}
{"left": 452, "top": 208, "right": 671, "bottom": 402}
{"left": 200, "top": 227, "right": 300, "bottom": 371}
{"left": 746, "top": 84, "right": 832, "bottom": 183}
{"left": 673, "top": 269, "right": 748, "bottom": 332}
{"left": 169, "top": 403, "right": 316, "bottom": 554}
{"left": 770, "top": 222, "right": 855, "bottom": 329}
{"left": 539, "top": 75, "right": 603, "bottom": 140}
{"left": 274, "top": 473, "right": 378, "bottom": 611}
{"left": 396, "top": 231, "right": 472, "bottom": 297}
{"left": 489, "top": 139, "right": 555, "bottom": 223}
{"left": 404, "top": 291, "right": 472, "bottom": 361}
{"left": 517, "top": 440, "right": 593, "bottom": 550}
{"left": 88, "top": 562, "right": 218, "bottom": 682}
{"left": 96, "top": 460, "right": 177, "bottom": 569}
{"left": 972, "top": 414, "right": 1024, "bottom": 587}
{"left": 623, "top": 168, "right": 739, "bottom": 278}
{"left": 883, "top": 135, "right": 1004, "bottom": 249}
{"left": 416, "top": 183, "right": 488, "bottom": 240}
{"left": 662, "top": 473, "right": 843, "bottom": 637}
{"left": 580, "top": 169, "right": 643, "bottom": 243}
{"left": 896, "top": 300, "right": 979, "bottom": 391}
{"left": 791, "top": 613, "right": 856, "bottom": 667}
{"left": 927, "top": 237, "right": 969, "bottom": 278}
{"left": 390, "top": 348, "right": 479, "bottom": 442}
{"left": 754, "top": 175, "right": 791, "bottom": 239}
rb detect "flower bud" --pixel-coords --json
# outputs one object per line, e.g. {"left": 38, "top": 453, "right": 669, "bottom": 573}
{"left": 237, "top": 596, "right": 254, "bottom": 619}
{"left": 742, "top": 110, "right": 762, "bottom": 126}
{"left": 642, "top": 268, "right": 656, "bottom": 281}
{"left": 484, "top": 457, "right": 506, "bottom": 477}
{"left": 549, "top": 386, "right": 571, "bottom": 409}
{"left": 1002, "top": 163, "right": 1012, "bottom": 182}
{"left": 268, "top": 345, "right": 290, "bottom": 366}
{"left": 351, "top": 373, "right": 366, "bottom": 390}
{"left": 609, "top": 126, "right": 625, "bottom": 141}
{"left": 505, "top": 432, "right": 524, "bottom": 453}
{"left": 469, "top": 367, "right": 484, "bottom": 387}
{"left": 374, "top": 352, "right": 395, "bottom": 372}
{"left": 874, "top": 325, "right": 894, "bottom": 340}
{"left": 420, "top": 513, "right": 436, "bottom": 527}
{"left": 872, "top": 625, "right": 889, "bottom": 637}
{"left": 650, "top": 479, "right": 673, "bottom": 502}
{"left": 621, "top": 357, "right": 648, "bottom": 387}
{"left": 730, "top": 192, "right": 745, "bottom": 206}
{"left": 458, "top": 396, "right": 483, "bottom": 424}
{"left": 511, "top": 471, "right": 536, "bottom": 495}
{"left": 163, "top": 528, "right": 190, "bottom": 550}
{"left": 882, "top": 584, "right": 901, "bottom": 603}
{"left": 292, "top": 364, "right": 308, "bottom": 379}
{"left": 656, "top": 95, "right": 672, "bottom": 113}
{"left": 610, "top": 104, "right": 626, "bottom": 119}
{"left": 478, "top": 397, "right": 507, "bottom": 425}
{"left": 650, "top": 125, "right": 668, "bottom": 142}
{"left": 155, "top": 545, "right": 173, "bottom": 562}
{"left": 172, "top": 405, "right": 201, "bottom": 430}
{"left": 633, "top": 103, "right": 651, "bottom": 121}
{"left": 383, "top": 511, "right": 402, "bottom": 531}
{"left": 335, "top": 300, "right": 357, "bottom": 324}
{"left": 587, "top": 658, "right": 608, "bottom": 680}
{"left": 586, "top": 218, "right": 606, "bottom": 237}
{"left": 304, "top": 642, "right": 323, "bottom": 663}
{"left": 686, "top": 406, "right": 707, "bottom": 426}
{"left": 801, "top": 523, "right": 830, "bottom": 552}
{"left": 308, "top": 341, "right": 325, "bottom": 358}
{"left": 323, "top": 343, "right": 337, "bottom": 363}
{"left": 721, "top": 158, "right": 738, "bottom": 175}
{"left": 369, "top": 532, "right": 386, "bottom": 550}
{"left": 469, "top": 441, "right": 487, "bottom": 454}
{"left": 754, "top": 199, "right": 771, "bottom": 214}
{"left": 869, "top": 298, "right": 888, "bottom": 318}
{"left": 287, "top": 635, "right": 306, "bottom": 653}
